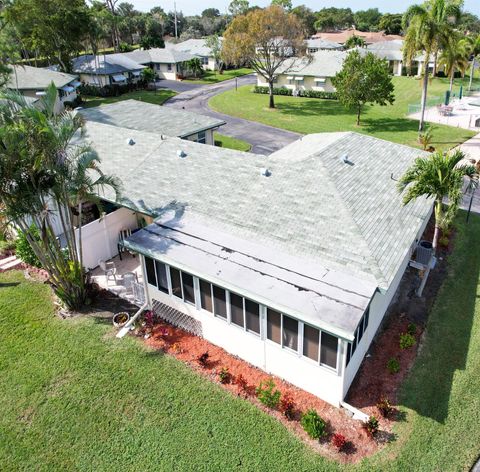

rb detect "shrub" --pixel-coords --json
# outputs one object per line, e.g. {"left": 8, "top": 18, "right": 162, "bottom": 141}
{"left": 376, "top": 397, "right": 393, "bottom": 418}
{"left": 387, "top": 357, "right": 400, "bottom": 374}
{"left": 197, "top": 351, "right": 210, "bottom": 367}
{"left": 362, "top": 415, "right": 379, "bottom": 438}
{"left": 407, "top": 322, "right": 417, "bottom": 335}
{"left": 439, "top": 235, "right": 449, "bottom": 247}
{"left": 331, "top": 433, "right": 347, "bottom": 451}
{"left": 279, "top": 393, "right": 296, "bottom": 419}
{"left": 15, "top": 226, "right": 42, "bottom": 267}
{"left": 252, "top": 85, "right": 337, "bottom": 100}
{"left": 256, "top": 379, "right": 281, "bottom": 409}
{"left": 219, "top": 367, "right": 231, "bottom": 384}
{"left": 399, "top": 332, "right": 416, "bottom": 350}
{"left": 235, "top": 374, "right": 249, "bottom": 394}
{"left": 301, "top": 409, "right": 327, "bottom": 439}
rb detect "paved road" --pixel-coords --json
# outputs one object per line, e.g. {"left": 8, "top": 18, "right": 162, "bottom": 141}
{"left": 160, "top": 74, "right": 301, "bottom": 155}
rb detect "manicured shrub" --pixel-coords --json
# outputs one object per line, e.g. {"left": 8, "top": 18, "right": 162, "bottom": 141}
{"left": 15, "top": 226, "right": 42, "bottom": 267}
{"left": 279, "top": 393, "right": 296, "bottom": 419}
{"left": 219, "top": 367, "right": 231, "bottom": 384}
{"left": 256, "top": 379, "right": 281, "bottom": 409}
{"left": 362, "top": 415, "right": 379, "bottom": 438}
{"left": 331, "top": 433, "right": 347, "bottom": 451}
{"left": 407, "top": 322, "right": 417, "bottom": 335}
{"left": 252, "top": 85, "right": 337, "bottom": 100}
{"left": 399, "top": 332, "right": 416, "bottom": 350}
{"left": 300, "top": 409, "right": 327, "bottom": 439}
{"left": 387, "top": 357, "right": 400, "bottom": 374}
{"left": 376, "top": 397, "right": 393, "bottom": 418}
{"left": 197, "top": 351, "right": 210, "bottom": 367}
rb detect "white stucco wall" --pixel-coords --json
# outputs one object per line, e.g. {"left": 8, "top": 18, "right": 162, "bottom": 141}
{"left": 153, "top": 63, "right": 178, "bottom": 80}
{"left": 21, "top": 89, "right": 76, "bottom": 114}
{"left": 79, "top": 73, "right": 111, "bottom": 87}
{"left": 257, "top": 74, "right": 336, "bottom": 92}
{"left": 184, "top": 129, "right": 215, "bottom": 145}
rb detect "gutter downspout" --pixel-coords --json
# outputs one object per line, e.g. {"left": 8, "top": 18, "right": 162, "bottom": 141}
{"left": 116, "top": 301, "right": 148, "bottom": 338}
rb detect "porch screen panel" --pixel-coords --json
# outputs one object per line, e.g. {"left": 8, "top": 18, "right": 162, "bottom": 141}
{"left": 320, "top": 332, "right": 338, "bottom": 369}
{"left": 170, "top": 267, "right": 182, "bottom": 298}
{"left": 199, "top": 279, "right": 212, "bottom": 312}
{"left": 230, "top": 292, "right": 244, "bottom": 327}
{"left": 303, "top": 324, "right": 319, "bottom": 361}
{"left": 267, "top": 309, "right": 281, "bottom": 344}
{"left": 282, "top": 315, "right": 298, "bottom": 351}
{"left": 182, "top": 272, "right": 195, "bottom": 304}
{"left": 212, "top": 285, "right": 227, "bottom": 319}
{"left": 154, "top": 260, "right": 169, "bottom": 293}
{"left": 145, "top": 256, "right": 157, "bottom": 286}
{"left": 245, "top": 299, "right": 260, "bottom": 334}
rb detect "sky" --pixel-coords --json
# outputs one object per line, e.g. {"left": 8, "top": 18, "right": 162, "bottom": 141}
{"left": 129, "top": 0, "right": 480, "bottom": 16}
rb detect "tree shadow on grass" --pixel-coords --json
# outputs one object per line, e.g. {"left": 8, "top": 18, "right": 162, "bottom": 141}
{"left": 276, "top": 100, "right": 351, "bottom": 118}
{"left": 361, "top": 117, "right": 419, "bottom": 134}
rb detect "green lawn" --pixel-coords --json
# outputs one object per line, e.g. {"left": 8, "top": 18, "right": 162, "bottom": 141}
{"left": 82, "top": 89, "right": 177, "bottom": 109}
{"left": 214, "top": 132, "right": 252, "bottom": 152}
{"left": 209, "top": 76, "right": 478, "bottom": 152}
{"left": 183, "top": 68, "right": 253, "bottom": 85}
{"left": 1, "top": 213, "right": 479, "bottom": 470}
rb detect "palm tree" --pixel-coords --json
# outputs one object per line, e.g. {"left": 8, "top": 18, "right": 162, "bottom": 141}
{"left": 439, "top": 33, "right": 471, "bottom": 93}
{"left": 187, "top": 58, "right": 203, "bottom": 79}
{"left": 398, "top": 149, "right": 475, "bottom": 253}
{"left": 403, "top": 0, "right": 462, "bottom": 132}
{"left": 468, "top": 34, "right": 480, "bottom": 92}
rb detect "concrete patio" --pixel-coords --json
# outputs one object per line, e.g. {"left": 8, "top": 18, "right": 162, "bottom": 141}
{"left": 90, "top": 253, "right": 144, "bottom": 305}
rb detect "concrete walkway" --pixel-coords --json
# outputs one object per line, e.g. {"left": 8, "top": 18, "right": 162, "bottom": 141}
{"left": 161, "top": 74, "right": 301, "bottom": 155}
{"left": 458, "top": 133, "right": 480, "bottom": 215}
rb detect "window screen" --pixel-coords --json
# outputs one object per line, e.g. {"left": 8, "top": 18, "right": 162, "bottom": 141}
{"left": 346, "top": 342, "right": 352, "bottom": 366}
{"left": 154, "top": 260, "right": 168, "bottom": 293}
{"left": 145, "top": 256, "right": 157, "bottom": 286}
{"left": 199, "top": 279, "right": 212, "bottom": 312}
{"left": 245, "top": 299, "right": 260, "bottom": 334}
{"left": 303, "top": 324, "right": 319, "bottom": 361}
{"left": 267, "top": 309, "right": 281, "bottom": 344}
{"left": 182, "top": 272, "right": 195, "bottom": 304}
{"left": 230, "top": 292, "right": 244, "bottom": 327}
{"left": 282, "top": 315, "right": 298, "bottom": 351}
{"left": 320, "top": 332, "right": 338, "bottom": 369}
{"left": 170, "top": 267, "right": 182, "bottom": 298}
{"left": 212, "top": 285, "right": 227, "bottom": 319}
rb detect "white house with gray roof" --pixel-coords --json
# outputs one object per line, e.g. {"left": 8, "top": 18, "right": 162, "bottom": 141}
{"left": 305, "top": 38, "right": 343, "bottom": 54}
{"left": 78, "top": 120, "right": 432, "bottom": 406}
{"left": 170, "top": 39, "right": 221, "bottom": 71}
{"left": 79, "top": 99, "right": 225, "bottom": 145}
{"left": 7, "top": 65, "right": 80, "bottom": 113}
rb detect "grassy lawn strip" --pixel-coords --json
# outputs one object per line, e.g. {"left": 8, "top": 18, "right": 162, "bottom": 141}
{"left": 0, "top": 213, "right": 479, "bottom": 470}
{"left": 214, "top": 132, "right": 252, "bottom": 152}
{"left": 183, "top": 68, "right": 253, "bottom": 84}
{"left": 209, "top": 76, "right": 477, "bottom": 152}
{"left": 81, "top": 89, "right": 177, "bottom": 108}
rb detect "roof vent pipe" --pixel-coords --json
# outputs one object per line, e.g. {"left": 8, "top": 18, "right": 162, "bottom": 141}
{"left": 261, "top": 168, "right": 271, "bottom": 177}
{"left": 177, "top": 150, "right": 187, "bottom": 158}
{"left": 341, "top": 154, "right": 353, "bottom": 165}
{"left": 126, "top": 138, "right": 135, "bottom": 146}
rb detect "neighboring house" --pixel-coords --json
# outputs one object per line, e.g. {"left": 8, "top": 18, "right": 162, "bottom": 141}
{"left": 80, "top": 122, "right": 432, "bottom": 406}
{"left": 256, "top": 50, "right": 351, "bottom": 93}
{"left": 305, "top": 38, "right": 343, "bottom": 53}
{"left": 124, "top": 48, "right": 196, "bottom": 80}
{"left": 72, "top": 54, "right": 145, "bottom": 87}
{"left": 79, "top": 99, "right": 225, "bottom": 145}
{"left": 312, "top": 28, "right": 403, "bottom": 45}
{"left": 7, "top": 65, "right": 80, "bottom": 113}
{"left": 171, "top": 39, "right": 221, "bottom": 71}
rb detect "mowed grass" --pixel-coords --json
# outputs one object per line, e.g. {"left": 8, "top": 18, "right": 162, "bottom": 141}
{"left": 214, "top": 132, "right": 252, "bottom": 152}
{"left": 183, "top": 67, "right": 253, "bottom": 84}
{"left": 82, "top": 89, "right": 177, "bottom": 108}
{"left": 209, "top": 76, "right": 478, "bottom": 152}
{"left": 1, "top": 212, "right": 480, "bottom": 470}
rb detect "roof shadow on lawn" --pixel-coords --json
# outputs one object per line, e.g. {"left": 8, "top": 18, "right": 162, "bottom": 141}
{"left": 399, "top": 211, "right": 480, "bottom": 424}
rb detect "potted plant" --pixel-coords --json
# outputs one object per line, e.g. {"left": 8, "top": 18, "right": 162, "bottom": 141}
{"left": 113, "top": 311, "right": 130, "bottom": 327}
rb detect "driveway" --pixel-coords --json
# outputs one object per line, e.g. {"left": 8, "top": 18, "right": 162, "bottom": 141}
{"left": 162, "top": 74, "right": 301, "bottom": 155}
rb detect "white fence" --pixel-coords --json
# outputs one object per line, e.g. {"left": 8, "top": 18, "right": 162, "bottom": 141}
{"left": 76, "top": 207, "right": 138, "bottom": 270}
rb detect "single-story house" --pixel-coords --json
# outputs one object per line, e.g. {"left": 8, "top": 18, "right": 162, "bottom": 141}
{"left": 80, "top": 121, "right": 432, "bottom": 406}
{"left": 305, "top": 38, "right": 343, "bottom": 53}
{"left": 7, "top": 65, "right": 80, "bottom": 113}
{"left": 124, "top": 48, "right": 196, "bottom": 80}
{"left": 72, "top": 54, "right": 146, "bottom": 87}
{"left": 79, "top": 99, "right": 225, "bottom": 145}
{"left": 312, "top": 28, "right": 403, "bottom": 45}
{"left": 256, "top": 50, "right": 351, "bottom": 93}
{"left": 170, "top": 39, "right": 221, "bottom": 71}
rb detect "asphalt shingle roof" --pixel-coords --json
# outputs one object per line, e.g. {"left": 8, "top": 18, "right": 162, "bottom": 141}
{"left": 306, "top": 38, "right": 343, "bottom": 50}
{"left": 125, "top": 48, "right": 195, "bottom": 64}
{"left": 72, "top": 54, "right": 145, "bottom": 75}
{"left": 7, "top": 65, "right": 78, "bottom": 90}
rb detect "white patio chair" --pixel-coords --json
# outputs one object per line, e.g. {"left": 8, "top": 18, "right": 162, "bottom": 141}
{"left": 98, "top": 259, "right": 117, "bottom": 284}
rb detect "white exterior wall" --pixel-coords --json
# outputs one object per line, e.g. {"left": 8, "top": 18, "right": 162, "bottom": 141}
{"left": 184, "top": 129, "right": 215, "bottom": 145}
{"left": 77, "top": 207, "right": 137, "bottom": 270}
{"left": 142, "top": 255, "right": 346, "bottom": 406}
{"left": 153, "top": 63, "right": 177, "bottom": 80}
{"left": 21, "top": 89, "right": 76, "bottom": 114}
{"left": 79, "top": 73, "right": 111, "bottom": 87}
{"left": 257, "top": 74, "right": 336, "bottom": 92}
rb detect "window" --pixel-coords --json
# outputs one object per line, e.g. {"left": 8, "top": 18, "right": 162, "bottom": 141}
{"left": 170, "top": 267, "right": 182, "bottom": 298}
{"left": 196, "top": 131, "right": 206, "bottom": 144}
{"left": 282, "top": 315, "right": 298, "bottom": 351}
{"left": 201, "top": 56, "right": 208, "bottom": 65}
{"left": 212, "top": 284, "right": 227, "bottom": 319}
{"left": 182, "top": 272, "right": 195, "bottom": 304}
{"left": 145, "top": 256, "right": 157, "bottom": 286}
{"left": 230, "top": 292, "right": 244, "bottom": 328}
{"left": 245, "top": 299, "right": 260, "bottom": 334}
{"left": 155, "top": 260, "right": 169, "bottom": 293}
{"left": 363, "top": 307, "right": 370, "bottom": 331}
{"left": 303, "top": 324, "right": 319, "bottom": 361}
{"left": 199, "top": 279, "right": 212, "bottom": 312}
{"left": 167, "top": 63, "right": 172, "bottom": 71}
{"left": 358, "top": 318, "right": 364, "bottom": 341}
{"left": 267, "top": 309, "right": 281, "bottom": 344}
{"left": 320, "top": 331, "right": 338, "bottom": 369}
{"left": 346, "top": 342, "right": 352, "bottom": 366}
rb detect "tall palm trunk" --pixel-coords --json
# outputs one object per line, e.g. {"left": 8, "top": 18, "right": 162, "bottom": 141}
{"left": 449, "top": 68, "right": 454, "bottom": 93}
{"left": 432, "top": 199, "right": 442, "bottom": 253}
{"left": 78, "top": 201, "right": 83, "bottom": 270}
{"left": 419, "top": 55, "right": 430, "bottom": 132}
{"left": 469, "top": 58, "right": 476, "bottom": 92}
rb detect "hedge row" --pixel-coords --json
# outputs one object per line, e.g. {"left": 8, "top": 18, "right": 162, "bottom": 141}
{"left": 78, "top": 81, "right": 147, "bottom": 98}
{"left": 253, "top": 85, "right": 337, "bottom": 100}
